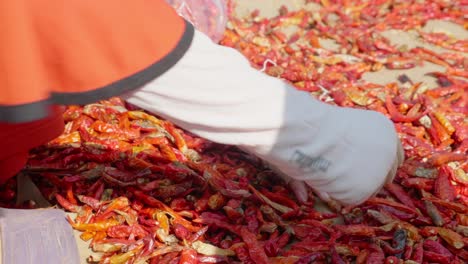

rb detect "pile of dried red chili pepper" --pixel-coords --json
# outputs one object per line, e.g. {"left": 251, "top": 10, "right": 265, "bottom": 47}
{"left": 0, "top": 0, "right": 466, "bottom": 263}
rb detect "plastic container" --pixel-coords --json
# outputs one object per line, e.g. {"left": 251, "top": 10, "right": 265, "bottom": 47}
{"left": 165, "top": 0, "right": 228, "bottom": 43}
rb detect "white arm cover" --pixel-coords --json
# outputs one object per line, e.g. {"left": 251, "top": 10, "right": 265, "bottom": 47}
{"left": 124, "top": 30, "right": 399, "bottom": 205}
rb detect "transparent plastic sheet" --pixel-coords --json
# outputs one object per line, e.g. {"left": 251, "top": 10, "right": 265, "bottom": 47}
{"left": 0, "top": 208, "right": 79, "bottom": 264}
{"left": 165, "top": 0, "right": 228, "bottom": 43}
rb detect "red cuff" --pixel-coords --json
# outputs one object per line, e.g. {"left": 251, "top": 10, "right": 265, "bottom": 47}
{"left": 0, "top": 152, "right": 28, "bottom": 184}
{"left": 0, "top": 107, "right": 65, "bottom": 182}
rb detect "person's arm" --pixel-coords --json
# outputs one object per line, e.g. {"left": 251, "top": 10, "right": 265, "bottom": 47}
{"left": 124, "top": 30, "right": 404, "bottom": 206}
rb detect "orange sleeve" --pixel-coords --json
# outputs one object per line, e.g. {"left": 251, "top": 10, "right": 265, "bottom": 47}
{"left": 0, "top": 0, "right": 193, "bottom": 123}
{"left": 0, "top": 0, "right": 194, "bottom": 181}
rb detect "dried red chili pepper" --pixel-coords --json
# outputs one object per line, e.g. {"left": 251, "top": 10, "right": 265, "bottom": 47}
{"left": 77, "top": 195, "right": 103, "bottom": 211}
{"left": 331, "top": 246, "right": 346, "bottom": 264}
{"left": 207, "top": 192, "right": 226, "bottom": 211}
{"left": 437, "top": 227, "right": 465, "bottom": 249}
{"left": 379, "top": 239, "right": 404, "bottom": 256}
{"left": 264, "top": 231, "right": 290, "bottom": 257}
{"left": 384, "top": 183, "right": 416, "bottom": 209}
{"left": 423, "top": 251, "right": 452, "bottom": 264}
{"left": 392, "top": 229, "right": 407, "bottom": 258}
{"left": 366, "top": 197, "right": 418, "bottom": 215}
{"left": 385, "top": 96, "right": 427, "bottom": 123}
{"left": 289, "top": 240, "right": 330, "bottom": 253}
{"left": 434, "top": 166, "right": 457, "bottom": 201}
{"left": 260, "top": 188, "right": 300, "bottom": 212}
{"left": 239, "top": 226, "right": 269, "bottom": 264}
{"left": 366, "top": 245, "right": 385, "bottom": 264}
{"left": 424, "top": 198, "right": 467, "bottom": 215}
{"left": 424, "top": 200, "right": 445, "bottom": 227}
{"left": 428, "top": 152, "right": 467, "bottom": 167}
{"left": 178, "top": 249, "right": 198, "bottom": 264}
{"left": 401, "top": 177, "right": 434, "bottom": 191}
{"left": 385, "top": 60, "right": 416, "bottom": 70}
{"left": 334, "top": 224, "right": 376, "bottom": 236}
{"left": 55, "top": 193, "right": 80, "bottom": 213}
{"left": 410, "top": 241, "right": 423, "bottom": 263}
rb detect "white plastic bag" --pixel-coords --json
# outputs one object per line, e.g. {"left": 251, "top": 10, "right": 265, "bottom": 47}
{"left": 165, "top": 0, "right": 227, "bottom": 43}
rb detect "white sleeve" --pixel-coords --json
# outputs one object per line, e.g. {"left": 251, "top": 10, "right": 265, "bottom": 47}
{"left": 123, "top": 29, "right": 399, "bottom": 205}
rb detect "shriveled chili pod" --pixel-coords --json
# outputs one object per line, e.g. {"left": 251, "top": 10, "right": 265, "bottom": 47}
{"left": 437, "top": 227, "right": 465, "bottom": 249}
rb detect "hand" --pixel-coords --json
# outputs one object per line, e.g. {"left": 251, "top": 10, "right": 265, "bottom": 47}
{"left": 282, "top": 135, "right": 404, "bottom": 204}
{"left": 308, "top": 136, "right": 405, "bottom": 204}
{"left": 284, "top": 105, "right": 405, "bottom": 206}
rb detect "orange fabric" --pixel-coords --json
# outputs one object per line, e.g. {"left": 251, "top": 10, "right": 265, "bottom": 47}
{"left": 0, "top": 107, "right": 65, "bottom": 182}
{"left": 0, "top": 0, "right": 191, "bottom": 180}
{"left": 0, "top": 0, "right": 186, "bottom": 106}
